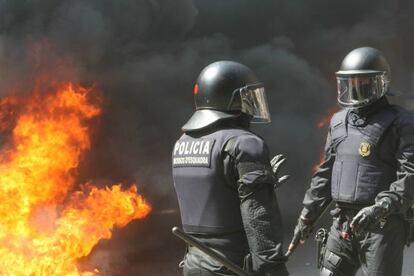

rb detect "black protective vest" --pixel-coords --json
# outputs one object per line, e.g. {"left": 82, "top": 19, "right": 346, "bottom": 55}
{"left": 330, "top": 107, "right": 398, "bottom": 205}
{"left": 172, "top": 127, "right": 251, "bottom": 234}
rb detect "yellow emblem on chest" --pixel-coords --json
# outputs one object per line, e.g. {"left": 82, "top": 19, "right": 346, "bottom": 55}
{"left": 359, "top": 142, "right": 371, "bottom": 157}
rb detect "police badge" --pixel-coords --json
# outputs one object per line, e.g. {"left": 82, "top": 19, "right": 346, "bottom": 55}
{"left": 359, "top": 142, "right": 371, "bottom": 157}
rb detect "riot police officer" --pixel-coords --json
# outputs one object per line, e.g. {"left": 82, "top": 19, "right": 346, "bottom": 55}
{"left": 172, "top": 61, "right": 289, "bottom": 275}
{"left": 289, "top": 47, "right": 414, "bottom": 276}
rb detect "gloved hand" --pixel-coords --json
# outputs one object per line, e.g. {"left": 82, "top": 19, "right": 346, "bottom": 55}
{"left": 350, "top": 198, "right": 392, "bottom": 236}
{"left": 270, "top": 154, "right": 289, "bottom": 189}
{"left": 291, "top": 216, "right": 314, "bottom": 245}
{"left": 286, "top": 215, "right": 314, "bottom": 257}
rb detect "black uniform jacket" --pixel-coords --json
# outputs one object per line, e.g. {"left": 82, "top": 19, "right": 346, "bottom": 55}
{"left": 173, "top": 120, "right": 287, "bottom": 275}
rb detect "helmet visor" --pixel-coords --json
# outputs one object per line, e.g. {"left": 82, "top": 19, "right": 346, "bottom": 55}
{"left": 336, "top": 74, "right": 388, "bottom": 108}
{"left": 240, "top": 83, "right": 271, "bottom": 123}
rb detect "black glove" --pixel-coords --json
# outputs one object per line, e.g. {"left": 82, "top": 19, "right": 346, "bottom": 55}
{"left": 270, "top": 154, "right": 289, "bottom": 189}
{"left": 286, "top": 215, "right": 315, "bottom": 257}
{"left": 290, "top": 216, "right": 314, "bottom": 246}
{"left": 350, "top": 198, "right": 392, "bottom": 236}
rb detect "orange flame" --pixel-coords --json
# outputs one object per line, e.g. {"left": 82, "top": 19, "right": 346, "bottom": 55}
{"left": 0, "top": 82, "right": 151, "bottom": 275}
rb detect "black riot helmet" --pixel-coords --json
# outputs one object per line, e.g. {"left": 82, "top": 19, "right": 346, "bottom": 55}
{"left": 336, "top": 47, "right": 391, "bottom": 109}
{"left": 182, "top": 61, "right": 271, "bottom": 131}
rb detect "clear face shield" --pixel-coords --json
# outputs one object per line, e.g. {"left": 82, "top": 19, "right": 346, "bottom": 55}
{"left": 229, "top": 83, "right": 271, "bottom": 123}
{"left": 336, "top": 73, "right": 389, "bottom": 108}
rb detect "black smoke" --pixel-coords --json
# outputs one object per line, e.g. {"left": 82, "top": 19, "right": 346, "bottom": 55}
{"left": 0, "top": 0, "right": 414, "bottom": 275}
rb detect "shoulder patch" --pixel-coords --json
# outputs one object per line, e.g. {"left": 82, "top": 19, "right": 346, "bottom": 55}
{"left": 173, "top": 138, "right": 216, "bottom": 168}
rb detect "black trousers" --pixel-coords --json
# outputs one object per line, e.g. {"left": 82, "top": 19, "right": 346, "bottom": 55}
{"left": 322, "top": 214, "right": 406, "bottom": 276}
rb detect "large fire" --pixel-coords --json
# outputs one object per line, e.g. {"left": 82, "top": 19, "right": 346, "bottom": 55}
{"left": 0, "top": 82, "right": 151, "bottom": 275}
